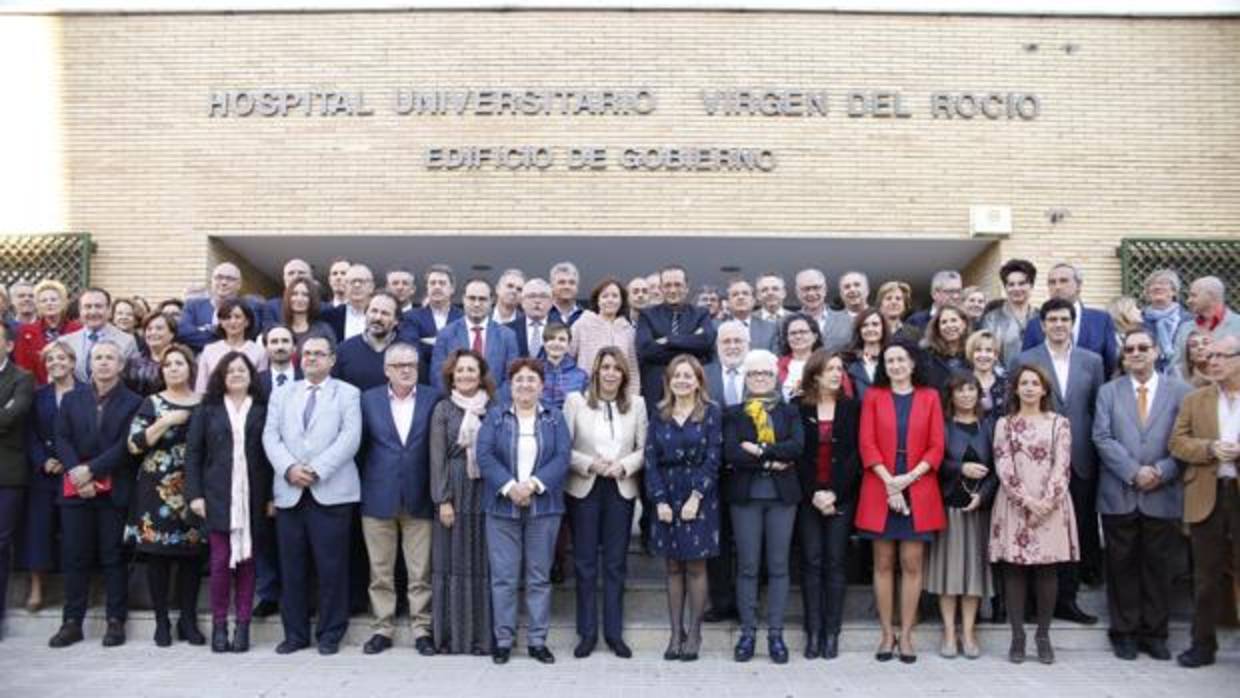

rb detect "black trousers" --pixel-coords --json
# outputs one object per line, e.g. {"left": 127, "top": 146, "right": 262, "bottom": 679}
{"left": 1058, "top": 471, "right": 1099, "bottom": 604}
{"left": 61, "top": 498, "right": 128, "bottom": 623}
{"left": 798, "top": 502, "right": 851, "bottom": 636}
{"left": 0, "top": 487, "right": 23, "bottom": 622}
{"left": 277, "top": 492, "right": 354, "bottom": 647}
{"left": 1188, "top": 480, "right": 1240, "bottom": 653}
{"left": 567, "top": 478, "right": 636, "bottom": 643}
{"left": 1102, "top": 511, "right": 1179, "bottom": 640}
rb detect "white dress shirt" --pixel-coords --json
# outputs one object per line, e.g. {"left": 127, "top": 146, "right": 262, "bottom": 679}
{"left": 526, "top": 317, "right": 545, "bottom": 356}
{"left": 723, "top": 365, "right": 745, "bottom": 406}
{"left": 388, "top": 386, "right": 415, "bottom": 446}
{"left": 1049, "top": 344, "right": 1071, "bottom": 399}
{"left": 344, "top": 304, "right": 366, "bottom": 340}
{"left": 1219, "top": 388, "right": 1240, "bottom": 479}
{"left": 431, "top": 307, "right": 451, "bottom": 332}
{"left": 516, "top": 413, "right": 538, "bottom": 482}
{"left": 269, "top": 364, "right": 296, "bottom": 394}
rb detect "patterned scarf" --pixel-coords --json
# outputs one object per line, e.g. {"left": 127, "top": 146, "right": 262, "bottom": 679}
{"left": 451, "top": 389, "right": 490, "bottom": 479}
{"left": 743, "top": 395, "right": 779, "bottom": 445}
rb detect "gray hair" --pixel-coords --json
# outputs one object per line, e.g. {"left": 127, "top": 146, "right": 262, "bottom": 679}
{"left": 743, "top": 349, "right": 778, "bottom": 374}
{"left": 1050, "top": 262, "right": 1083, "bottom": 285}
{"left": 839, "top": 270, "right": 870, "bottom": 290}
{"left": 795, "top": 268, "right": 826, "bottom": 286}
{"left": 89, "top": 338, "right": 124, "bottom": 358}
{"left": 498, "top": 268, "right": 526, "bottom": 283}
{"left": 1192, "top": 275, "right": 1225, "bottom": 301}
{"left": 383, "top": 341, "right": 419, "bottom": 364}
{"left": 715, "top": 319, "right": 749, "bottom": 345}
{"left": 1143, "top": 268, "right": 1182, "bottom": 295}
{"left": 549, "top": 261, "right": 579, "bottom": 281}
{"left": 523, "top": 277, "right": 551, "bottom": 295}
{"left": 930, "top": 270, "right": 962, "bottom": 292}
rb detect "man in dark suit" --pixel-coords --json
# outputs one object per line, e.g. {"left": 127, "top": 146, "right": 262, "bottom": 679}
{"left": 1022, "top": 262, "right": 1119, "bottom": 374}
{"left": 506, "top": 277, "right": 551, "bottom": 359}
{"left": 1093, "top": 328, "right": 1192, "bottom": 661}
{"left": 717, "top": 279, "right": 776, "bottom": 352}
{"left": 0, "top": 324, "right": 34, "bottom": 640}
{"left": 358, "top": 343, "right": 441, "bottom": 656}
{"left": 906, "top": 269, "right": 962, "bottom": 330}
{"left": 178, "top": 262, "right": 261, "bottom": 352}
{"left": 334, "top": 293, "right": 401, "bottom": 392}
{"left": 256, "top": 325, "right": 302, "bottom": 404}
{"left": 397, "top": 263, "right": 461, "bottom": 385}
{"left": 322, "top": 263, "right": 375, "bottom": 343}
{"left": 701, "top": 320, "right": 750, "bottom": 622}
{"left": 1013, "top": 298, "right": 1106, "bottom": 624}
{"left": 261, "top": 258, "right": 314, "bottom": 330}
{"left": 430, "top": 279, "right": 520, "bottom": 392}
{"left": 636, "top": 265, "right": 715, "bottom": 408}
{"left": 49, "top": 339, "right": 143, "bottom": 648}
{"left": 548, "top": 261, "right": 584, "bottom": 327}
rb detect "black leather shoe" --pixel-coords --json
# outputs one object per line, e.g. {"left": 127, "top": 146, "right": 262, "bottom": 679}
{"left": 414, "top": 636, "right": 437, "bottom": 656}
{"left": 211, "top": 623, "right": 231, "bottom": 653}
{"left": 733, "top": 634, "right": 755, "bottom": 663}
{"left": 49, "top": 622, "right": 84, "bottom": 648}
{"left": 492, "top": 646, "right": 511, "bottom": 664}
{"left": 529, "top": 645, "right": 556, "bottom": 664}
{"left": 1138, "top": 637, "right": 1171, "bottom": 661}
{"left": 154, "top": 618, "right": 172, "bottom": 648}
{"left": 1112, "top": 637, "right": 1138, "bottom": 661}
{"left": 606, "top": 638, "right": 633, "bottom": 659}
{"left": 252, "top": 600, "right": 279, "bottom": 618}
{"left": 1176, "top": 646, "right": 1215, "bottom": 668}
{"left": 1053, "top": 602, "right": 1098, "bottom": 625}
{"left": 804, "top": 632, "right": 821, "bottom": 659}
{"left": 573, "top": 637, "right": 596, "bottom": 658}
{"left": 177, "top": 616, "right": 206, "bottom": 646}
{"left": 275, "top": 639, "right": 308, "bottom": 655}
{"left": 875, "top": 637, "right": 895, "bottom": 662}
{"left": 703, "top": 606, "right": 738, "bottom": 623}
{"left": 102, "top": 619, "right": 126, "bottom": 647}
{"left": 318, "top": 641, "right": 340, "bottom": 656}
{"left": 363, "top": 634, "right": 393, "bottom": 655}
{"left": 232, "top": 622, "right": 250, "bottom": 653}
{"left": 768, "top": 635, "right": 789, "bottom": 665}
{"left": 663, "top": 631, "right": 683, "bottom": 661}
{"left": 823, "top": 633, "right": 840, "bottom": 660}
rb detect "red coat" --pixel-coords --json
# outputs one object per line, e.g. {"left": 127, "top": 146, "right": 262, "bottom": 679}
{"left": 854, "top": 386, "right": 946, "bottom": 534}
{"left": 13, "top": 319, "right": 81, "bottom": 385}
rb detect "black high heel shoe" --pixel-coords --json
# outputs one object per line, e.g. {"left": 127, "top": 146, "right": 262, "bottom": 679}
{"left": 663, "top": 630, "right": 684, "bottom": 661}
{"left": 875, "top": 635, "right": 896, "bottom": 662}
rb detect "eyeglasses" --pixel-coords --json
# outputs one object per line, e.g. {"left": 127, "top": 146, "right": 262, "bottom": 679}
{"left": 1207, "top": 351, "right": 1239, "bottom": 360}
{"left": 386, "top": 362, "right": 417, "bottom": 371}
{"left": 1123, "top": 344, "right": 1153, "bottom": 354}
{"left": 747, "top": 370, "right": 776, "bottom": 378}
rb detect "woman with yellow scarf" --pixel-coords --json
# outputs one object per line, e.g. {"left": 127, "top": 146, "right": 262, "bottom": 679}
{"left": 722, "top": 350, "right": 805, "bottom": 664}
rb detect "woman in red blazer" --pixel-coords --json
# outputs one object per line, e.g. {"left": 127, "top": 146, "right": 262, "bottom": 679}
{"left": 856, "top": 338, "right": 946, "bottom": 663}
{"left": 13, "top": 280, "right": 80, "bottom": 385}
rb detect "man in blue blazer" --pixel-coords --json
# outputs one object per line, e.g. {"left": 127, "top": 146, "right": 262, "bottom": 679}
{"left": 357, "top": 343, "right": 441, "bottom": 656}
{"left": 49, "top": 340, "right": 143, "bottom": 648}
{"left": 1013, "top": 298, "right": 1107, "bottom": 625}
{"left": 636, "top": 266, "right": 716, "bottom": 408}
{"left": 262, "top": 334, "right": 363, "bottom": 656}
{"left": 397, "top": 264, "right": 462, "bottom": 385}
{"left": 1022, "top": 262, "right": 1119, "bottom": 375}
{"left": 1093, "top": 328, "right": 1192, "bottom": 661}
{"left": 178, "top": 262, "right": 262, "bottom": 352}
{"left": 505, "top": 277, "right": 552, "bottom": 358}
{"left": 430, "top": 278, "right": 520, "bottom": 392}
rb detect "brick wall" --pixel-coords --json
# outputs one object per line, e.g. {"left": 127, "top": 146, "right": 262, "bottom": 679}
{"left": 5, "top": 11, "right": 1237, "bottom": 304}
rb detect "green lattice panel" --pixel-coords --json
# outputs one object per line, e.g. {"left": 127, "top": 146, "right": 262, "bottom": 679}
{"left": 0, "top": 233, "right": 92, "bottom": 296}
{"left": 1120, "top": 238, "right": 1239, "bottom": 305}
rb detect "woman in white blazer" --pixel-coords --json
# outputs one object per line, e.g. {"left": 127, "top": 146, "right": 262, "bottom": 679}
{"left": 563, "top": 346, "right": 648, "bottom": 659}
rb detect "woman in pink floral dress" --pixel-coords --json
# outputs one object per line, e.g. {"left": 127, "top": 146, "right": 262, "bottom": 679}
{"left": 989, "top": 364, "right": 1077, "bottom": 666}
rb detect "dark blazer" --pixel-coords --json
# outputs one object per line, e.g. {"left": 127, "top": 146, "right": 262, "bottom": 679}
{"left": 796, "top": 398, "right": 862, "bottom": 507}
{"left": 636, "top": 303, "right": 716, "bottom": 408}
{"left": 320, "top": 303, "right": 349, "bottom": 344}
{"left": 0, "top": 361, "right": 35, "bottom": 487}
{"left": 358, "top": 383, "right": 442, "bottom": 519}
{"left": 938, "top": 417, "right": 999, "bottom": 509}
{"left": 256, "top": 365, "right": 303, "bottom": 403}
{"left": 505, "top": 313, "right": 549, "bottom": 359}
{"left": 430, "top": 319, "right": 520, "bottom": 392}
{"left": 722, "top": 401, "right": 804, "bottom": 505}
{"left": 398, "top": 306, "right": 462, "bottom": 385}
{"left": 53, "top": 383, "right": 143, "bottom": 508}
{"left": 1012, "top": 343, "right": 1106, "bottom": 479}
{"left": 183, "top": 400, "right": 273, "bottom": 534}
{"left": 27, "top": 384, "right": 64, "bottom": 492}
{"left": 844, "top": 357, "right": 875, "bottom": 401}
{"left": 1022, "top": 304, "right": 1119, "bottom": 374}
{"left": 906, "top": 308, "right": 934, "bottom": 329}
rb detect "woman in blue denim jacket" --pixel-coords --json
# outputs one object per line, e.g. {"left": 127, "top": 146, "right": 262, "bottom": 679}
{"left": 478, "top": 358, "right": 572, "bottom": 665}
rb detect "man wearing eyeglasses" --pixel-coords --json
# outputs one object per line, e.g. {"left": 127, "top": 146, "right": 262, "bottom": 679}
{"left": 1170, "top": 334, "right": 1240, "bottom": 668}
{"left": 1093, "top": 328, "right": 1192, "bottom": 662}
{"left": 357, "top": 342, "right": 442, "bottom": 656}
{"left": 177, "top": 262, "right": 261, "bottom": 352}
{"left": 323, "top": 263, "right": 376, "bottom": 343}
{"left": 907, "top": 269, "right": 962, "bottom": 330}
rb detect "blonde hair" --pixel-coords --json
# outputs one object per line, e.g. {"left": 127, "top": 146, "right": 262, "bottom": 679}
{"left": 1107, "top": 296, "right": 1143, "bottom": 334}
{"left": 32, "top": 279, "right": 69, "bottom": 302}
{"left": 656, "top": 354, "right": 710, "bottom": 422}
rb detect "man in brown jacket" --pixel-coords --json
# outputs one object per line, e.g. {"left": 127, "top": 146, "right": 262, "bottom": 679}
{"left": 1170, "top": 334, "right": 1240, "bottom": 668}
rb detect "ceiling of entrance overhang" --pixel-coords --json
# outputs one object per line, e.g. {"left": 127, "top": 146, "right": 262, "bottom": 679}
{"left": 221, "top": 234, "right": 992, "bottom": 301}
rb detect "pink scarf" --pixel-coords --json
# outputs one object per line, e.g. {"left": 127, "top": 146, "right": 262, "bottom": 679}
{"left": 451, "top": 390, "right": 489, "bottom": 479}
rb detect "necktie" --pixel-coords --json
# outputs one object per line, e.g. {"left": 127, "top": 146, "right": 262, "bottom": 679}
{"left": 726, "top": 368, "right": 740, "bottom": 406}
{"left": 671, "top": 310, "right": 681, "bottom": 336}
{"left": 276, "top": 373, "right": 287, "bottom": 387}
{"left": 471, "top": 326, "right": 484, "bottom": 354}
{"left": 85, "top": 330, "right": 100, "bottom": 377}
{"left": 1137, "top": 385, "right": 1149, "bottom": 425}
{"left": 529, "top": 321, "right": 543, "bottom": 357}
{"left": 302, "top": 385, "right": 319, "bottom": 430}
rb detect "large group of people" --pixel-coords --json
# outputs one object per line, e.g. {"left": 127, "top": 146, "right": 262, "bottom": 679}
{"left": 0, "top": 256, "right": 1236, "bottom": 671}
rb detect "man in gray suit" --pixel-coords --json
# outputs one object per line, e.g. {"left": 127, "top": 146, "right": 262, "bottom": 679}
{"left": 717, "top": 279, "right": 776, "bottom": 352}
{"left": 61, "top": 288, "right": 137, "bottom": 383}
{"left": 1093, "top": 328, "right": 1192, "bottom": 661}
{"left": 1013, "top": 297, "right": 1106, "bottom": 625}
{"left": 794, "top": 268, "right": 853, "bottom": 354}
{"left": 263, "top": 334, "right": 363, "bottom": 656}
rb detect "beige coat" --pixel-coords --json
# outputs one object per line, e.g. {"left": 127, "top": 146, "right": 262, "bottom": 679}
{"left": 563, "top": 391, "right": 647, "bottom": 500}
{"left": 1170, "top": 383, "right": 1240, "bottom": 524}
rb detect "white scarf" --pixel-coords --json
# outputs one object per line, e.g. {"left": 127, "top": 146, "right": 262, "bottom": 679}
{"left": 451, "top": 389, "right": 490, "bottom": 479}
{"left": 224, "top": 396, "right": 253, "bottom": 568}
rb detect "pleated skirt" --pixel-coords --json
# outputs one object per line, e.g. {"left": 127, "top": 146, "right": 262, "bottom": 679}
{"left": 924, "top": 506, "right": 994, "bottom": 598}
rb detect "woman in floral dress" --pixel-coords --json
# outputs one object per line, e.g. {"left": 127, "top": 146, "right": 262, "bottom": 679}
{"left": 125, "top": 343, "right": 208, "bottom": 647}
{"left": 989, "top": 364, "right": 1077, "bottom": 666}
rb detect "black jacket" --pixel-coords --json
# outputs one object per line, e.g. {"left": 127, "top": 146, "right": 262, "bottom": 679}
{"left": 184, "top": 400, "right": 273, "bottom": 534}
{"left": 54, "top": 383, "right": 143, "bottom": 508}
{"left": 722, "top": 401, "right": 804, "bottom": 506}
{"left": 796, "top": 397, "right": 862, "bottom": 507}
{"left": 0, "top": 361, "right": 35, "bottom": 487}
{"left": 938, "top": 417, "right": 998, "bottom": 510}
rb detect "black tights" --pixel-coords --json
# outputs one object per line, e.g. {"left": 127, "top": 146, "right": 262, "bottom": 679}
{"left": 147, "top": 557, "right": 202, "bottom": 622}
{"left": 1004, "top": 563, "right": 1057, "bottom": 638}
{"left": 666, "top": 559, "right": 708, "bottom": 648}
